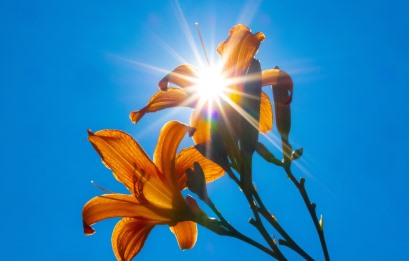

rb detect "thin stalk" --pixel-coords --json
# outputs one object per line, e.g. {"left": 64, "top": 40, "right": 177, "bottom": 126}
{"left": 237, "top": 155, "right": 287, "bottom": 261}
{"left": 252, "top": 188, "right": 314, "bottom": 261}
{"left": 245, "top": 192, "right": 287, "bottom": 261}
{"left": 279, "top": 133, "right": 329, "bottom": 260}
{"left": 283, "top": 165, "right": 330, "bottom": 261}
{"left": 204, "top": 199, "right": 278, "bottom": 259}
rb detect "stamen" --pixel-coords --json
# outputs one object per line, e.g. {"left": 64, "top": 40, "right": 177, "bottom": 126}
{"left": 195, "top": 22, "right": 210, "bottom": 65}
{"left": 91, "top": 180, "right": 117, "bottom": 194}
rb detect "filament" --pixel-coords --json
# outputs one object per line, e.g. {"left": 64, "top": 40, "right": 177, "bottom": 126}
{"left": 91, "top": 180, "right": 117, "bottom": 194}
{"left": 195, "top": 22, "right": 210, "bottom": 65}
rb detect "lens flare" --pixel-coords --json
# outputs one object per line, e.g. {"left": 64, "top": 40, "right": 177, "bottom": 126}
{"left": 194, "top": 66, "right": 228, "bottom": 103}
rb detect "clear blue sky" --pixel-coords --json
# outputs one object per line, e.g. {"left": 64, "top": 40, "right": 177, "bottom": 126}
{"left": 1, "top": 0, "right": 408, "bottom": 260}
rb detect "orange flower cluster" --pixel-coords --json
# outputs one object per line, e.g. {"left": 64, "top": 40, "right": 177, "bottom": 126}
{"left": 82, "top": 24, "right": 293, "bottom": 261}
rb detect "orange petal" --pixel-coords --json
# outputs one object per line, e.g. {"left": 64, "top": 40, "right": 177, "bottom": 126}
{"left": 112, "top": 218, "right": 155, "bottom": 261}
{"left": 259, "top": 91, "right": 273, "bottom": 134}
{"left": 190, "top": 110, "right": 210, "bottom": 144}
{"left": 261, "top": 68, "right": 280, "bottom": 86}
{"left": 158, "top": 64, "right": 200, "bottom": 90}
{"left": 153, "top": 121, "right": 193, "bottom": 189}
{"left": 129, "top": 88, "right": 190, "bottom": 124}
{"left": 169, "top": 221, "right": 198, "bottom": 250}
{"left": 87, "top": 130, "right": 173, "bottom": 205}
{"left": 175, "top": 146, "right": 224, "bottom": 190}
{"left": 217, "top": 24, "right": 265, "bottom": 103}
{"left": 262, "top": 68, "right": 292, "bottom": 92}
{"left": 88, "top": 130, "right": 159, "bottom": 188}
{"left": 82, "top": 194, "right": 168, "bottom": 235}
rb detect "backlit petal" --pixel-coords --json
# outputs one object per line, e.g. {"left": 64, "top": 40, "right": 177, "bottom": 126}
{"left": 169, "top": 221, "right": 198, "bottom": 250}
{"left": 88, "top": 130, "right": 173, "bottom": 206}
{"left": 130, "top": 88, "right": 190, "bottom": 124}
{"left": 88, "top": 130, "right": 160, "bottom": 188}
{"left": 112, "top": 218, "right": 155, "bottom": 261}
{"left": 261, "top": 68, "right": 280, "bottom": 86}
{"left": 158, "top": 64, "right": 200, "bottom": 90}
{"left": 217, "top": 24, "right": 265, "bottom": 103}
{"left": 82, "top": 194, "right": 169, "bottom": 235}
{"left": 175, "top": 146, "right": 224, "bottom": 190}
{"left": 259, "top": 91, "right": 273, "bottom": 134}
{"left": 153, "top": 121, "right": 194, "bottom": 189}
{"left": 190, "top": 110, "right": 210, "bottom": 144}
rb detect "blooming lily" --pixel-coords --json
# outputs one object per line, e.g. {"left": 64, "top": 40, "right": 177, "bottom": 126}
{"left": 129, "top": 25, "right": 292, "bottom": 146}
{"left": 82, "top": 121, "right": 224, "bottom": 261}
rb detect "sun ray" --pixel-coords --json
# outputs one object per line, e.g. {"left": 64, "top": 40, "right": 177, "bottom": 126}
{"left": 131, "top": 108, "right": 190, "bottom": 139}
{"left": 108, "top": 54, "right": 174, "bottom": 76}
{"left": 172, "top": 0, "right": 206, "bottom": 69}
{"left": 236, "top": 0, "right": 262, "bottom": 26}
{"left": 147, "top": 31, "right": 190, "bottom": 65}
{"left": 118, "top": 4, "right": 276, "bottom": 168}
{"left": 261, "top": 131, "right": 284, "bottom": 152}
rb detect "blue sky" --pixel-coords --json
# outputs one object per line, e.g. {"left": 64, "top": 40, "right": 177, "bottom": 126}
{"left": 1, "top": 0, "right": 409, "bottom": 260}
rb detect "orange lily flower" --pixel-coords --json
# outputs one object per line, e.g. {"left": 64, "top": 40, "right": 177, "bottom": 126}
{"left": 82, "top": 121, "right": 224, "bottom": 261}
{"left": 129, "top": 24, "right": 280, "bottom": 144}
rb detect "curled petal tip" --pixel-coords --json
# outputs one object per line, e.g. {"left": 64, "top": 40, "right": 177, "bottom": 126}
{"left": 83, "top": 222, "right": 95, "bottom": 235}
{"left": 158, "top": 75, "right": 169, "bottom": 90}
{"left": 129, "top": 110, "right": 145, "bottom": 124}
{"left": 87, "top": 129, "right": 94, "bottom": 136}
{"left": 255, "top": 32, "right": 266, "bottom": 41}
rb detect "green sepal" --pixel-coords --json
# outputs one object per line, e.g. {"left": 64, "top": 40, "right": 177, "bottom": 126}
{"left": 256, "top": 142, "right": 282, "bottom": 166}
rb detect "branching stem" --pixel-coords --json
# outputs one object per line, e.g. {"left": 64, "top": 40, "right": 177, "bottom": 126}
{"left": 252, "top": 188, "right": 314, "bottom": 261}
{"left": 233, "top": 154, "right": 287, "bottom": 261}
{"left": 283, "top": 165, "right": 330, "bottom": 261}
{"left": 199, "top": 198, "right": 278, "bottom": 259}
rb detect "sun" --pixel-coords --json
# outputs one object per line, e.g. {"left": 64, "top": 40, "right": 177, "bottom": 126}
{"left": 194, "top": 65, "right": 228, "bottom": 104}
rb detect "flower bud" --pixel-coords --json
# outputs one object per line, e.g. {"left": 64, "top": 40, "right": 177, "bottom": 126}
{"left": 272, "top": 67, "right": 293, "bottom": 138}
{"left": 291, "top": 147, "right": 304, "bottom": 160}
{"left": 186, "top": 162, "right": 209, "bottom": 203}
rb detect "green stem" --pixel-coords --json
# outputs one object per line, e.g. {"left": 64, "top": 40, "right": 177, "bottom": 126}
{"left": 279, "top": 134, "right": 329, "bottom": 260}
{"left": 245, "top": 192, "right": 286, "bottom": 260}
{"left": 283, "top": 166, "right": 330, "bottom": 261}
{"left": 204, "top": 199, "right": 278, "bottom": 259}
{"left": 237, "top": 154, "right": 287, "bottom": 261}
{"left": 252, "top": 188, "right": 314, "bottom": 261}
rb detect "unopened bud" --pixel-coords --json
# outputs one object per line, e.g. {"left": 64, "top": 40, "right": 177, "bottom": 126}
{"left": 291, "top": 147, "right": 304, "bottom": 160}
{"left": 272, "top": 69, "right": 293, "bottom": 138}
{"left": 186, "top": 162, "right": 209, "bottom": 203}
